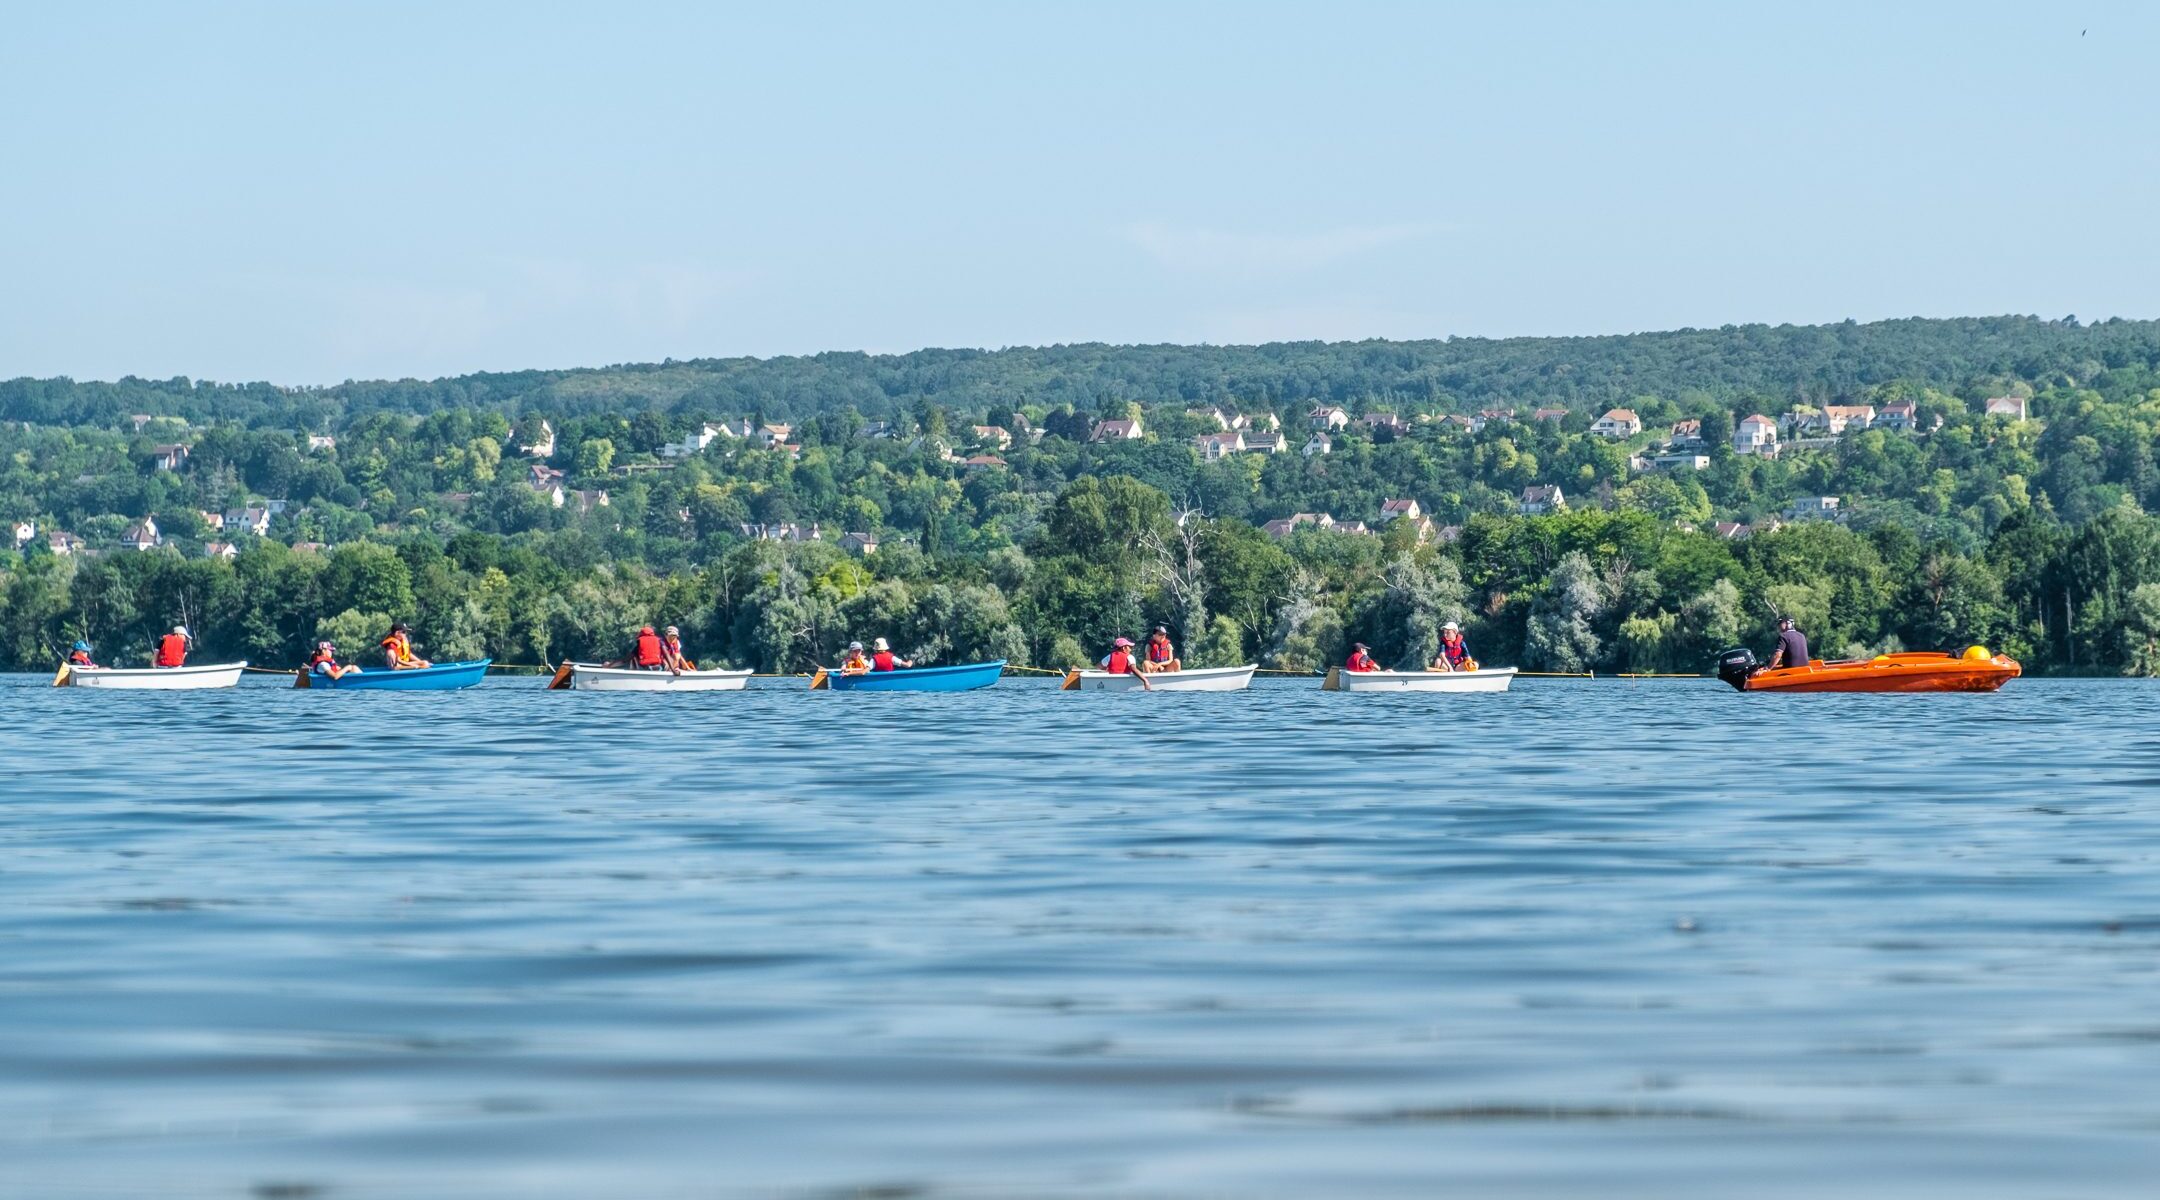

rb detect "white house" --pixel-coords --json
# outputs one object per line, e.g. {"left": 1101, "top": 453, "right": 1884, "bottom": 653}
{"left": 1361, "top": 412, "right": 1410, "bottom": 437}
{"left": 121, "top": 518, "right": 160, "bottom": 550}
{"left": 531, "top": 479, "right": 566, "bottom": 508}
{"left": 149, "top": 444, "right": 189, "bottom": 472}
{"left": 12, "top": 520, "right": 34, "bottom": 548}
{"left": 659, "top": 422, "right": 740, "bottom": 458}
{"left": 1532, "top": 407, "right": 1569, "bottom": 423}
{"left": 47, "top": 531, "right": 80, "bottom": 556}
{"left": 1734, "top": 414, "right": 1779, "bottom": 456}
{"left": 307, "top": 434, "right": 337, "bottom": 453}
{"left": 1243, "top": 431, "right": 1285, "bottom": 454}
{"left": 1378, "top": 498, "right": 1422, "bottom": 523}
{"left": 1307, "top": 406, "right": 1349, "bottom": 431}
{"left": 1262, "top": 512, "right": 1336, "bottom": 538}
{"left": 1590, "top": 408, "right": 1642, "bottom": 439}
{"left": 1877, "top": 399, "right": 1919, "bottom": 430}
{"left": 223, "top": 507, "right": 272, "bottom": 537}
{"left": 841, "top": 531, "right": 880, "bottom": 555}
{"left": 740, "top": 521, "right": 821, "bottom": 542}
{"left": 1302, "top": 432, "right": 1333, "bottom": 457}
{"left": 1189, "top": 406, "right": 1232, "bottom": 430}
{"left": 968, "top": 425, "right": 1013, "bottom": 450}
{"left": 754, "top": 423, "right": 793, "bottom": 449}
{"left": 1667, "top": 419, "right": 1704, "bottom": 450}
{"left": 1519, "top": 485, "right": 1566, "bottom": 515}
{"left": 1984, "top": 396, "right": 2030, "bottom": 420}
{"left": 1651, "top": 453, "right": 1711, "bottom": 472}
{"left": 204, "top": 541, "right": 239, "bottom": 561}
{"left": 1089, "top": 417, "right": 1144, "bottom": 443}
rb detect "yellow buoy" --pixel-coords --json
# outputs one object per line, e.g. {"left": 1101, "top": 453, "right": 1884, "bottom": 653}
{"left": 1963, "top": 645, "right": 1992, "bottom": 661}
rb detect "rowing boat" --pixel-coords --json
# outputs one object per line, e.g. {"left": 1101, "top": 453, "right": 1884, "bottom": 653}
{"left": 296, "top": 659, "right": 492, "bottom": 690}
{"left": 1061, "top": 663, "right": 1256, "bottom": 692}
{"left": 1717, "top": 646, "right": 2020, "bottom": 693}
{"left": 1322, "top": 665, "right": 1517, "bottom": 692}
{"left": 56, "top": 662, "right": 246, "bottom": 690}
{"left": 559, "top": 663, "right": 753, "bottom": 691}
{"left": 813, "top": 660, "right": 1005, "bottom": 692}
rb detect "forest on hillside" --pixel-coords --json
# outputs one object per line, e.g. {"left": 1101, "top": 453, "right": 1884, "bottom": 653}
{"left": 6, "top": 315, "right": 2160, "bottom": 679}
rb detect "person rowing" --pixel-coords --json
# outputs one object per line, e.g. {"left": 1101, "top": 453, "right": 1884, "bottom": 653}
{"left": 626, "top": 624, "right": 668, "bottom": 672}
{"left": 304, "top": 640, "right": 362, "bottom": 680}
{"left": 660, "top": 626, "right": 694, "bottom": 672}
{"left": 1141, "top": 625, "right": 1181, "bottom": 673}
{"left": 1099, "top": 636, "right": 1152, "bottom": 689}
{"left": 840, "top": 641, "right": 873, "bottom": 674}
{"left": 870, "top": 637, "right": 912, "bottom": 671}
{"left": 1344, "top": 642, "right": 1382, "bottom": 672}
{"left": 154, "top": 624, "right": 192, "bottom": 669}
{"left": 380, "top": 622, "right": 432, "bottom": 670}
{"left": 1432, "top": 621, "right": 1474, "bottom": 672}
{"left": 66, "top": 640, "right": 97, "bottom": 669}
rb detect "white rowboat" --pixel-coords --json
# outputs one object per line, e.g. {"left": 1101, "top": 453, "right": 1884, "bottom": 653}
{"left": 58, "top": 662, "right": 247, "bottom": 690}
{"left": 565, "top": 663, "right": 753, "bottom": 692}
{"left": 1322, "top": 665, "right": 1517, "bottom": 693}
{"left": 1062, "top": 663, "right": 1256, "bottom": 692}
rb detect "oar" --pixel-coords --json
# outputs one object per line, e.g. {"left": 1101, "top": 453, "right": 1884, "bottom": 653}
{"left": 809, "top": 666, "right": 829, "bottom": 690}
{"left": 546, "top": 662, "right": 574, "bottom": 689}
{"left": 1060, "top": 668, "right": 1080, "bottom": 691}
{"left": 293, "top": 667, "right": 310, "bottom": 689}
{"left": 51, "top": 663, "right": 70, "bottom": 687}
{"left": 1322, "top": 666, "right": 1341, "bottom": 691}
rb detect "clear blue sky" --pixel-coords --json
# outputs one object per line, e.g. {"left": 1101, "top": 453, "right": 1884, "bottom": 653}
{"left": 2, "top": 1, "right": 2154, "bottom": 383}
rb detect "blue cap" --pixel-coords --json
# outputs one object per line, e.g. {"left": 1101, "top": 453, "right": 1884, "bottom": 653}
{"left": 71, "top": 640, "right": 90, "bottom": 652}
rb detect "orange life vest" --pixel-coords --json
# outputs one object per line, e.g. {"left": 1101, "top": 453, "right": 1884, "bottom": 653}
{"left": 381, "top": 631, "right": 415, "bottom": 664}
{"left": 155, "top": 633, "right": 188, "bottom": 667}
{"left": 68, "top": 650, "right": 94, "bottom": 667}
{"left": 634, "top": 630, "right": 663, "bottom": 667}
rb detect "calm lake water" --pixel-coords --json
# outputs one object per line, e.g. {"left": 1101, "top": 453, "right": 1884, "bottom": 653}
{"left": 3, "top": 674, "right": 2158, "bottom": 1198}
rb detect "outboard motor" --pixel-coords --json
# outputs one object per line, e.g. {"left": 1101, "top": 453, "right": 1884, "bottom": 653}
{"left": 1715, "top": 647, "right": 1757, "bottom": 691}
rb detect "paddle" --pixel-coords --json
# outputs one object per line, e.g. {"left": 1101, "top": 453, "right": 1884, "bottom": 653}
{"left": 293, "top": 667, "right": 310, "bottom": 689}
{"left": 51, "top": 662, "right": 70, "bottom": 688}
{"left": 809, "top": 666, "right": 829, "bottom": 690}
{"left": 546, "top": 662, "right": 574, "bottom": 690}
{"left": 1060, "top": 668, "right": 1080, "bottom": 691}
{"left": 1322, "top": 666, "right": 1341, "bottom": 691}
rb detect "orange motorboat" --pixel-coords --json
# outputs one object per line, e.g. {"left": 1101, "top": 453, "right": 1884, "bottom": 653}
{"left": 1716, "top": 646, "right": 2021, "bottom": 693}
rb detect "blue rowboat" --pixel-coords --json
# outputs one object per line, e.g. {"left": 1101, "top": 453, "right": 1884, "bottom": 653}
{"left": 298, "top": 659, "right": 492, "bottom": 691}
{"left": 818, "top": 660, "right": 1004, "bottom": 692}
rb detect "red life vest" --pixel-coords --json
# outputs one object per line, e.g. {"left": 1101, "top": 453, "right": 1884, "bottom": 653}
{"left": 155, "top": 633, "right": 188, "bottom": 667}
{"left": 1105, "top": 649, "right": 1134, "bottom": 674}
{"left": 1346, "top": 650, "right": 1376, "bottom": 672}
{"left": 1441, "top": 636, "right": 1469, "bottom": 668}
{"left": 872, "top": 650, "right": 898, "bottom": 672}
{"left": 634, "top": 631, "right": 663, "bottom": 667}
{"left": 1146, "top": 637, "right": 1174, "bottom": 664}
{"left": 68, "top": 650, "right": 94, "bottom": 667}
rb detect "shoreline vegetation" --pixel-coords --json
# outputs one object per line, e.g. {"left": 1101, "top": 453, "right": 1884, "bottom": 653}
{"left": 7, "top": 315, "right": 2160, "bottom": 678}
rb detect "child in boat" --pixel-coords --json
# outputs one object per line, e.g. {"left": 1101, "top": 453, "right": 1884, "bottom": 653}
{"left": 1431, "top": 622, "right": 1475, "bottom": 671}
{"left": 66, "top": 640, "right": 97, "bottom": 669}
{"left": 305, "top": 640, "right": 362, "bottom": 680}
{"left": 1100, "top": 637, "right": 1139, "bottom": 674}
{"left": 1141, "top": 626, "right": 1180, "bottom": 672}
{"left": 840, "top": 641, "right": 872, "bottom": 673}
{"left": 661, "top": 626, "right": 694, "bottom": 672}
{"left": 1345, "top": 643, "right": 1383, "bottom": 672}
{"left": 870, "top": 637, "right": 911, "bottom": 671}
{"left": 380, "top": 622, "right": 432, "bottom": 670}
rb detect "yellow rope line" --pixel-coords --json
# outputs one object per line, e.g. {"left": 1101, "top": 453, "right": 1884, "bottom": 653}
{"left": 241, "top": 665, "right": 298, "bottom": 675}
{"left": 1516, "top": 671, "right": 1595, "bottom": 678}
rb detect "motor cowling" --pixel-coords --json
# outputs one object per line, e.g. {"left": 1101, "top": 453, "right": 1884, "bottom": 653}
{"left": 1715, "top": 647, "right": 1757, "bottom": 691}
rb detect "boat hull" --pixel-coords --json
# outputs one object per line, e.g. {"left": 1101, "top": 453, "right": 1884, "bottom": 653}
{"left": 1744, "top": 653, "right": 2020, "bottom": 694}
{"left": 568, "top": 664, "right": 752, "bottom": 691}
{"left": 61, "top": 662, "right": 246, "bottom": 690}
{"left": 823, "top": 660, "right": 1004, "bottom": 692}
{"left": 1323, "top": 666, "right": 1517, "bottom": 692}
{"left": 302, "top": 659, "right": 492, "bottom": 691}
{"left": 1064, "top": 664, "right": 1256, "bottom": 692}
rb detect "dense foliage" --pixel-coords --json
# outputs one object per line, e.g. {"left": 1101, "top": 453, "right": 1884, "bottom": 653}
{"left": 7, "top": 316, "right": 2160, "bottom": 677}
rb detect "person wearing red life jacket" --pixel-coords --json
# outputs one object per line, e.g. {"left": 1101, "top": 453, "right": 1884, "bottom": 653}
{"left": 630, "top": 625, "right": 665, "bottom": 670}
{"left": 1141, "top": 625, "right": 1181, "bottom": 673}
{"left": 305, "top": 640, "right": 361, "bottom": 680}
{"left": 1344, "top": 642, "right": 1382, "bottom": 672}
{"left": 1430, "top": 621, "right": 1476, "bottom": 671}
{"left": 67, "top": 640, "right": 98, "bottom": 669}
{"left": 154, "top": 625, "right": 192, "bottom": 668}
{"left": 1100, "top": 636, "right": 1139, "bottom": 674}
{"left": 870, "top": 637, "right": 912, "bottom": 671}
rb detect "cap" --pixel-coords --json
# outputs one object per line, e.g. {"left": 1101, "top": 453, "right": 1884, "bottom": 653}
{"left": 664, "top": 626, "right": 679, "bottom": 636}
{"left": 1442, "top": 621, "right": 1459, "bottom": 632}
{"left": 1113, "top": 637, "right": 1134, "bottom": 647}
{"left": 1153, "top": 625, "right": 1168, "bottom": 635}
{"left": 848, "top": 641, "right": 863, "bottom": 651}
{"left": 318, "top": 640, "right": 335, "bottom": 651}
{"left": 172, "top": 625, "right": 188, "bottom": 636}
{"left": 392, "top": 621, "right": 409, "bottom": 632}
{"left": 873, "top": 637, "right": 890, "bottom": 651}
{"left": 1353, "top": 642, "right": 1370, "bottom": 650}
{"left": 72, "top": 640, "right": 90, "bottom": 652}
